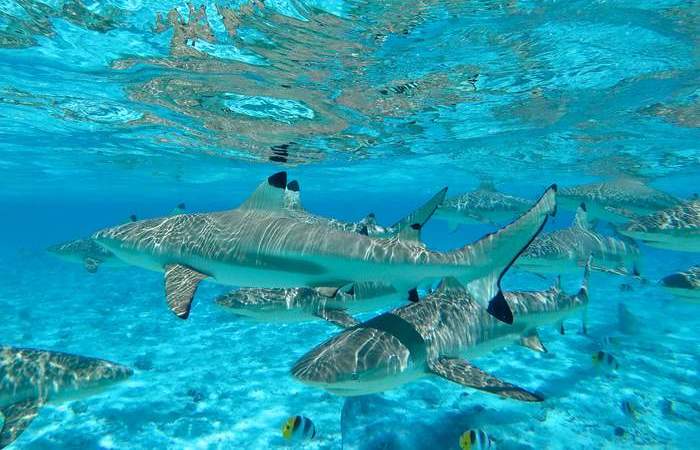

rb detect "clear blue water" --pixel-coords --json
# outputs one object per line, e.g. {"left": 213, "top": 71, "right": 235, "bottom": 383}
{"left": 1, "top": 0, "right": 699, "bottom": 448}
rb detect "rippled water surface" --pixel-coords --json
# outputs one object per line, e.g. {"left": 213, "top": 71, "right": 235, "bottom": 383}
{"left": 0, "top": 0, "right": 698, "bottom": 449}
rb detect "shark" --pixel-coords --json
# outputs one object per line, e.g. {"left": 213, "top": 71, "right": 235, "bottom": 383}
{"left": 291, "top": 259, "right": 591, "bottom": 398}
{"left": 216, "top": 187, "right": 451, "bottom": 327}
{"left": 434, "top": 181, "right": 532, "bottom": 230}
{"left": 558, "top": 178, "right": 679, "bottom": 224}
{"left": 660, "top": 265, "right": 700, "bottom": 301}
{"left": 0, "top": 346, "right": 132, "bottom": 449}
{"left": 618, "top": 199, "right": 700, "bottom": 252}
{"left": 216, "top": 282, "right": 397, "bottom": 328}
{"left": 515, "top": 203, "right": 641, "bottom": 277}
{"left": 47, "top": 238, "right": 123, "bottom": 273}
{"left": 48, "top": 204, "right": 189, "bottom": 273}
{"left": 92, "top": 172, "right": 557, "bottom": 323}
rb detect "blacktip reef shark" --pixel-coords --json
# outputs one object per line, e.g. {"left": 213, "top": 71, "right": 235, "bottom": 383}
{"left": 291, "top": 259, "right": 591, "bottom": 398}
{"left": 48, "top": 204, "right": 187, "bottom": 273}
{"left": 660, "top": 265, "right": 700, "bottom": 301}
{"left": 515, "top": 203, "right": 641, "bottom": 277}
{"left": 558, "top": 178, "right": 679, "bottom": 224}
{"left": 0, "top": 346, "right": 132, "bottom": 449}
{"left": 618, "top": 199, "right": 700, "bottom": 252}
{"left": 434, "top": 181, "right": 531, "bottom": 230}
{"left": 217, "top": 282, "right": 397, "bottom": 328}
{"left": 216, "top": 187, "right": 449, "bottom": 328}
{"left": 92, "top": 171, "right": 557, "bottom": 323}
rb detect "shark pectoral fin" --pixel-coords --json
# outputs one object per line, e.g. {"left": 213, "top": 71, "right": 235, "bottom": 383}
{"left": 164, "top": 264, "right": 208, "bottom": 319}
{"left": 83, "top": 257, "right": 100, "bottom": 273}
{"left": 313, "top": 308, "right": 359, "bottom": 329}
{"left": 0, "top": 400, "right": 40, "bottom": 449}
{"left": 239, "top": 171, "right": 287, "bottom": 210}
{"left": 519, "top": 329, "right": 547, "bottom": 353}
{"left": 428, "top": 357, "right": 543, "bottom": 402}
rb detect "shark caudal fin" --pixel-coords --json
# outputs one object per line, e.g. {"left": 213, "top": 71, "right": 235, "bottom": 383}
{"left": 390, "top": 187, "right": 448, "bottom": 243}
{"left": 455, "top": 184, "right": 558, "bottom": 324}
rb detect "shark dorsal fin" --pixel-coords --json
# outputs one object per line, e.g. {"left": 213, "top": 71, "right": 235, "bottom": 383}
{"left": 478, "top": 180, "right": 497, "bottom": 192}
{"left": 284, "top": 180, "right": 302, "bottom": 210}
{"left": 390, "top": 187, "right": 448, "bottom": 243}
{"left": 239, "top": 172, "right": 288, "bottom": 210}
{"left": 572, "top": 203, "right": 590, "bottom": 229}
{"left": 435, "top": 276, "right": 467, "bottom": 295}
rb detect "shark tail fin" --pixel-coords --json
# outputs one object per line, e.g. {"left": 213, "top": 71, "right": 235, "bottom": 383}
{"left": 454, "top": 184, "right": 557, "bottom": 324}
{"left": 390, "top": 187, "right": 448, "bottom": 243}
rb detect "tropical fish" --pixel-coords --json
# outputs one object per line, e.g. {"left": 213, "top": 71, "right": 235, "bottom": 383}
{"left": 558, "top": 178, "right": 679, "bottom": 224}
{"left": 92, "top": 172, "right": 557, "bottom": 323}
{"left": 660, "top": 265, "right": 700, "bottom": 301}
{"left": 435, "top": 181, "right": 531, "bottom": 230}
{"left": 618, "top": 199, "right": 700, "bottom": 252}
{"left": 0, "top": 346, "right": 132, "bottom": 449}
{"left": 281, "top": 415, "right": 315, "bottom": 442}
{"left": 515, "top": 203, "right": 641, "bottom": 277}
{"left": 592, "top": 350, "right": 619, "bottom": 370}
{"left": 621, "top": 399, "right": 638, "bottom": 418}
{"left": 291, "top": 258, "right": 590, "bottom": 398}
{"left": 459, "top": 429, "right": 494, "bottom": 450}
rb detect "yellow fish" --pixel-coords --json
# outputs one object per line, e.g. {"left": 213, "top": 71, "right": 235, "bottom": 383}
{"left": 460, "top": 429, "right": 494, "bottom": 450}
{"left": 282, "top": 415, "right": 316, "bottom": 442}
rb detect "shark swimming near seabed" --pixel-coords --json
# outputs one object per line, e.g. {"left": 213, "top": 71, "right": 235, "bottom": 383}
{"left": 47, "top": 238, "right": 123, "bottom": 273}
{"left": 92, "top": 172, "right": 557, "bottom": 323}
{"left": 660, "top": 265, "right": 700, "bottom": 301}
{"left": 291, "top": 259, "right": 591, "bottom": 398}
{"left": 434, "top": 181, "right": 532, "bottom": 230}
{"left": 618, "top": 199, "right": 700, "bottom": 252}
{"left": 217, "top": 282, "right": 397, "bottom": 328}
{"left": 0, "top": 346, "right": 132, "bottom": 449}
{"left": 558, "top": 178, "right": 679, "bottom": 224}
{"left": 515, "top": 203, "right": 641, "bottom": 277}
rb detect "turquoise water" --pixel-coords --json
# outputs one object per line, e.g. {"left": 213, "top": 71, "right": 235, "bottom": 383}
{"left": 1, "top": 0, "right": 699, "bottom": 449}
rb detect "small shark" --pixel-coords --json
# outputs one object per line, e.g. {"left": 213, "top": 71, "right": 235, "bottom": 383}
{"left": 515, "top": 203, "right": 641, "bottom": 277}
{"left": 0, "top": 346, "right": 132, "bottom": 449}
{"left": 217, "top": 282, "right": 398, "bottom": 328}
{"left": 435, "top": 181, "right": 531, "bottom": 230}
{"left": 558, "top": 178, "right": 679, "bottom": 224}
{"left": 660, "top": 266, "right": 700, "bottom": 301}
{"left": 618, "top": 199, "right": 700, "bottom": 252}
{"left": 47, "top": 238, "right": 122, "bottom": 273}
{"left": 92, "top": 172, "right": 557, "bottom": 323}
{"left": 291, "top": 260, "right": 590, "bottom": 398}
{"left": 48, "top": 205, "right": 188, "bottom": 273}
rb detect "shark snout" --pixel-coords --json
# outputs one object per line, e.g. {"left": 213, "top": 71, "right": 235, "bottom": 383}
{"left": 291, "top": 328, "right": 410, "bottom": 394}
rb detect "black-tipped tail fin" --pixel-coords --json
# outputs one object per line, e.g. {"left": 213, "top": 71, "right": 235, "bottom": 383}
{"left": 458, "top": 184, "right": 557, "bottom": 324}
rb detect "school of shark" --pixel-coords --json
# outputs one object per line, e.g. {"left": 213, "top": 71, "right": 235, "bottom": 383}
{"left": 0, "top": 170, "right": 692, "bottom": 449}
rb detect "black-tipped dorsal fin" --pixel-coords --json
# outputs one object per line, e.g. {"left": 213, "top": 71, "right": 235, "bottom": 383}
{"left": 391, "top": 187, "right": 448, "bottom": 243}
{"left": 428, "top": 357, "right": 543, "bottom": 402}
{"left": 572, "top": 203, "right": 590, "bottom": 229}
{"left": 164, "top": 264, "right": 208, "bottom": 319}
{"left": 240, "top": 172, "right": 288, "bottom": 210}
{"left": 0, "top": 400, "right": 40, "bottom": 449}
{"left": 284, "top": 180, "right": 302, "bottom": 210}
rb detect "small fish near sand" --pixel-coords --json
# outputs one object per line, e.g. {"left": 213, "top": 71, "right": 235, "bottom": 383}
{"left": 592, "top": 351, "right": 620, "bottom": 370}
{"left": 459, "top": 429, "right": 495, "bottom": 450}
{"left": 281, "top": 415, "right": 316, "bottom": 442}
